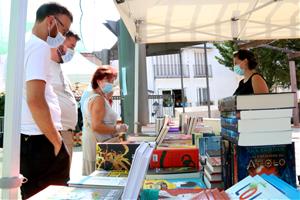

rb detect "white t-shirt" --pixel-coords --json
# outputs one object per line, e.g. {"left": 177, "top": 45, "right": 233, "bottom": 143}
{"left": 21, "top": 34, "right": 62, "bottom": 135}
{"left": 49, "top": 60, "right": 78, "bottom": 130}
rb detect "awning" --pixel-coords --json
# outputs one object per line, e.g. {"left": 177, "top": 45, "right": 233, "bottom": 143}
{"left": 114, "top": 0, "right": 300, "bottom": 43}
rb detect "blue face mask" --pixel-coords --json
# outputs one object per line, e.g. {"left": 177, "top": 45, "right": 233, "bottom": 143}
{"left": 234, "top": 64, "right": 244, "bottom": 76}
{"left": 102, "top": 83, "right": 113, "bottom": 94}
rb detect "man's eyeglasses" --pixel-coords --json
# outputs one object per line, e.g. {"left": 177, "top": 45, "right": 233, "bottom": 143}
{"left": 54, "top": 16, "right": 69, "bottom": 36}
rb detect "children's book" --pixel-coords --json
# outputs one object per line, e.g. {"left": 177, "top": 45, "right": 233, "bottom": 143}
{"left": 28, "top": 185, "right": 123, "bottom": 200}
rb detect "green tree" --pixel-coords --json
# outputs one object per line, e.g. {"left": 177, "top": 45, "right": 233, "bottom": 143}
{"left": 214, "top": 40, "right": 300, "bottom": 90}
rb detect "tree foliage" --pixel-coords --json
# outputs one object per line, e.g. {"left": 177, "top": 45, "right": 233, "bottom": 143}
{"left": 214, "top": 40, "right": 300, "bottom": 90}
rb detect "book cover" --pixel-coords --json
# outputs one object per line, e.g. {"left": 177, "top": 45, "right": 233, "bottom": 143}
{"left": 159, "top": 188, "right": 204, "bottom": 199}
{"left": 221, "top": 139, "right": 232, "bottom": 189}
{"left": 146, "top": 170, "right": 200, "bottom": 180}
{"left": 143, "top": 178, "right": 206, "bottom": 190}
{"left": 149, "top": 147, "right": 199, "bottom": 169}
{"left": 225, "top": 175, "right": 270, "bottom": 199}
{"left": 95, "top": 143, "right": 140, "bottom": 171}
{"left": 237, "top": 143, "right": 297, "bottom": 187}
{"left": 28, "top": 185, "right": 123, "bottom": 200}
{"left": 218, "top": 93, "right": 295, "bottom": 112}
{"left": 261, "top": 174, "right": 300, "bottom": 199}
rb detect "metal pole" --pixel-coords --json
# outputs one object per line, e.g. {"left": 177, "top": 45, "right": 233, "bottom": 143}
{"left": 1, "top": 0, "right": 28, "bottom": 199}
{"left": 203, "top": 43, "right": 211, "bottom": 118}
{"left": 289, "top": 60, "right": 300, "bottom": 127}
{"left": 179, "top": 49, "right": 185, "bottom": 113}
{"left": 134, "top": 43, "right": 139, "bottom": 133}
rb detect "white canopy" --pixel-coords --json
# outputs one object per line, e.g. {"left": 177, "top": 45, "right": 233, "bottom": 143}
{"left": 115, "top": 0, "right": 300, "bottom": 43}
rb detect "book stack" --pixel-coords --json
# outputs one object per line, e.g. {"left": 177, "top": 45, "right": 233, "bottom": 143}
{"left": 218, "top": 93, "right": 297, "bottom": 188}
{"left": 204, "top": 156, "right": 222, "bottom": 189}
{"left": 225, "top": 174, "right": 300, "bottom": 199}
{"left": 191, "top": 188, "right": 229, "bottom": 200}
{"left": 218, "top": 93, "right": 294, "bottom": 146}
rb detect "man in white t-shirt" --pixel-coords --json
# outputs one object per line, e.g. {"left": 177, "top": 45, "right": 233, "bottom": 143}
{"left": 49, "top": 31, "right": 80, "bottom": 163}
{"left": 20, "top": 3, "right": 72, "bottom": 199}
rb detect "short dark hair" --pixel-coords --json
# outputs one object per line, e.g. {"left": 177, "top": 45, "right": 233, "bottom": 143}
{"left": 66, "top": 31, "right": 81, "bottom": 41}
{"left": 91, "top": 67, "right": 114, "bottom": 89}
{"left": 36, "top": 3, "right": 73, "bottom": 22}
{"left": 233, "top": 49, "right": 258, "bottom": 70}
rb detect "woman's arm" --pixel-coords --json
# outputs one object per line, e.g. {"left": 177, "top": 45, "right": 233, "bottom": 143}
{"left": 89, "top": 96, "right": 116, "bottom": 134}
{"left": 252, "top": 74, "right": 269, "bottom": 94}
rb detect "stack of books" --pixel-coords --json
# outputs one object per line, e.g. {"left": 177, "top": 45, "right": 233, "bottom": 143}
{"left": 218, "top": 93, "right": 297, "bottom": 188}
{"left": 218, "top": 92, "right": 294, "bottom": 146}
{"left": 225, "top": 174, "right": 300, "bottom": 199}
{"left": 203, "top": 156, "right": 222, "bottom": 189}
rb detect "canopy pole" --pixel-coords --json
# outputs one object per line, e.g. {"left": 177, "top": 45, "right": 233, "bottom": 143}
{"left": 289, "top": 60, "right": 300, "bottom": 127}
{"left": 179, "top": 49, "right": 185, "bottom": 113}
{"left": 134, "top": 43, "right": 139, "bottom": 133}
{"left": 203, "top": 43, "right": 211, "bottom": 118}
{"left": 1, "top": 0, "right": 28, "bottom": 199}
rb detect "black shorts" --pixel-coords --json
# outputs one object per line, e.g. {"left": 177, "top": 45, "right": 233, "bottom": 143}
{"left": 20, "top": 134, "right": 70, "bottom": 199}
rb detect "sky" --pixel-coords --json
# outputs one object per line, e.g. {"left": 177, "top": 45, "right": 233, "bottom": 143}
{"left": 0, "top": 0, "right": 120, "bottom": 54}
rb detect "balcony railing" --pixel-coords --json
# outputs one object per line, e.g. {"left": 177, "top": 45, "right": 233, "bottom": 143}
{"left": 154, "top": 64, "right": 189, "bottom": 78}
{"left": 193, "top": 64, "right": 212, "bottom": 77}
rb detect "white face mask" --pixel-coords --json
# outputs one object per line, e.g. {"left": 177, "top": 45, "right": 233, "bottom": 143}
{"left": 46, "top": 19, "right": 65, "bottom": 48}
{"left": 61, "top": 48, "right": 74, "bottom": 63}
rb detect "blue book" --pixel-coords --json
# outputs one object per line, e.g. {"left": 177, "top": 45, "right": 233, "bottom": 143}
{"left": 236, "top": 143, "right": 296, "bottom": 187}
{"left": 261, "top": 174, "right": 300, "bottom": 199}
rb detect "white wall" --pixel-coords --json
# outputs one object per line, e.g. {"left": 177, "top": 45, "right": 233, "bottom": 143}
{"left": 146, "top": 44, "right": 241, "bottom": 106}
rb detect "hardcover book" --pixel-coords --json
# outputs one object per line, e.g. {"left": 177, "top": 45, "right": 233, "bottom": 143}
{"left": 221, "top": 109, "right": 293, "bottom": 120}
{"left": 95, "top": 143, "right": 140, "bottom": 171}
{"left": 149, "top": 147, "right": 199, "bottom": 169}
{"left": 218, "top": 93, "right": 295, "bottom": 112}
{"left": 236, "top": 143, "right": 297, "bottom": 187}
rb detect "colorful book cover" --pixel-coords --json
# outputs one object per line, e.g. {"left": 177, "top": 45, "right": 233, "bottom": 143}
{"left": 149, "top": 147, "right": 199, "bottom": 169}
{"left": 143, "top": 178, "right": 206, "bottom": 190}
{"left": 96, "top": 143, "right": 140, "bottom": 171}
{"left": 225, "top": 175, "right": 271, "bottom": 199}
{"left": 237, "top": 143, "right": 297, "bottom": 187}
{"left": 261, "top": 174, "right": 300, "bottom": 199}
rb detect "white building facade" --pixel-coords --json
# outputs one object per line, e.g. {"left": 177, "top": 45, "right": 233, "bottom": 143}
{"left": 146, "top": 44, "right": 241, "bottom": 108}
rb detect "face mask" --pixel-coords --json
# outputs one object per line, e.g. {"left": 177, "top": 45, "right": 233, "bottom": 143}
{"left": 61, "top": 48, "right": 74, "bottom": 63}
{"left": 234, "top": 64, "right": 244, "bottom": 76}
{"left": 102, "top": 83, "right": 113, "bottom": 94}
{"left": 46, "top": 19, "right": 65, "bottom": 48}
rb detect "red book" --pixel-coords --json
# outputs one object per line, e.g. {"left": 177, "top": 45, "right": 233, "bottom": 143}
{"left": 149, "top": 147, "right": 199, "bottom": 169}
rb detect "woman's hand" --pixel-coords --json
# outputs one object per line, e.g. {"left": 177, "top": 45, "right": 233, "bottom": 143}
{"left": 115, "top": 124, "right": 128, "bottom": 133}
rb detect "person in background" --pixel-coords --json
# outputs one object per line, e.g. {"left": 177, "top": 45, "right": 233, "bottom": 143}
{"left": 82, "top": 67, "right": 128, "bottom": 175}
{"left": 233, "top": 49, "right": 269, "bottom": 95}
{"left": 50, "top": 30, "right": 81, "bottom": 165}
{"left": 20, "top": 3, "right": 72, "bottom": 199}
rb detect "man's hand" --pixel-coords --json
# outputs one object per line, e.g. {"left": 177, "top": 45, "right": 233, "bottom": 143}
{"left": 53, "top": 133, "right": 63, "bottom": 156}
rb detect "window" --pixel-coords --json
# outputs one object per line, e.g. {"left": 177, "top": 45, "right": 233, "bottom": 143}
{"left": 152, "top": 54, "right": 189, "bottom": 78}
{"left": 193, "top": 52, "right": 212, "bottom": 77}
{"left": 197, "top": 88, "right": 213, "bottom": 105}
